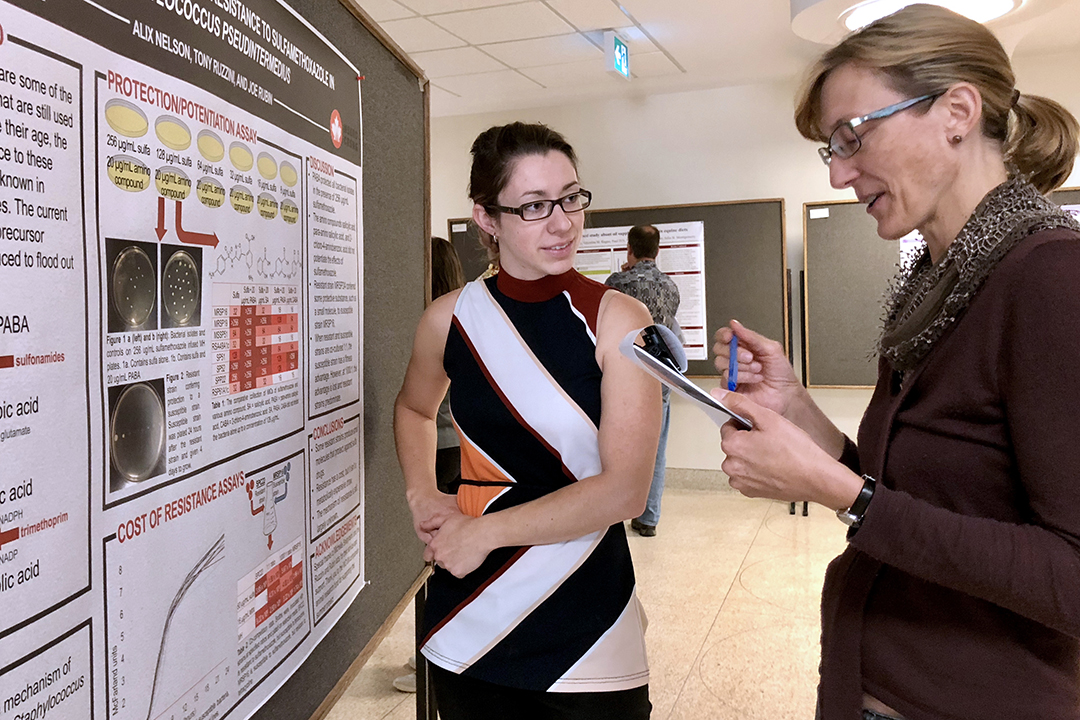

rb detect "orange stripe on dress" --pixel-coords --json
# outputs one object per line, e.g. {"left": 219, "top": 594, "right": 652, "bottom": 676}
{"left": 457, "top": 438, "right": 513, "bottom": 517}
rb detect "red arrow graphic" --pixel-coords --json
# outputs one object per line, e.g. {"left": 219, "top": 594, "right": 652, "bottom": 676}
{"left": 175, "top": 200, "right": 219, "bottom": 248}
{"left": 155, "top": 196, "right": 167, "bottom": 240}
{"left": 0, "top": 527, "right": 19, "bottom": 550}
{"left": 267, "top": 534, "right": 273, "bottom": 551}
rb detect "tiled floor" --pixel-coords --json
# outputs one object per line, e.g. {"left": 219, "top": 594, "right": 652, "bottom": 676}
{"left": 326, "top": 476, "right": 849, "bottom": 720}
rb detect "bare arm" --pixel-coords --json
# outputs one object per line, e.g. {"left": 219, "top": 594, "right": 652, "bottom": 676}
{"left": 426, "top": 291, "right": 661, "bottom": 576}
{"left": 393, "top": 290, "right": 462, "bottom": 544}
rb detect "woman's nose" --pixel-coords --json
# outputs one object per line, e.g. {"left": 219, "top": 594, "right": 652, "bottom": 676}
{"left": 829, "top": 155, "right": 859, "bottom": 190}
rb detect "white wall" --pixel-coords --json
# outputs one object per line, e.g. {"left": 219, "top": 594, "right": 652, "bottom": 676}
{"left": 430, "top": 47, "right": 1080, "bottom": 469}
{"left": 432, "top": 78, "right": 844, "bottom": 273}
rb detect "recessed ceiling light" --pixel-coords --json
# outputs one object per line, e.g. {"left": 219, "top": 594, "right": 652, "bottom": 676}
{"left": 841, "top": 0, "right": 1022, "bottom": 31}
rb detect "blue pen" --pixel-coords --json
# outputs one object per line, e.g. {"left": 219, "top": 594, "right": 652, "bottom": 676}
{"left": 727, "top": 336, "right": 739, "bottom": 391}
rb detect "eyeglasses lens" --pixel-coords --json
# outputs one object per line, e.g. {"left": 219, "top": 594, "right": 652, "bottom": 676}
{"left": 831, "top": 124, "right": 860, "bottom": 160}
{"left": 520, "top": 192, "right": 591, "bottom": 221}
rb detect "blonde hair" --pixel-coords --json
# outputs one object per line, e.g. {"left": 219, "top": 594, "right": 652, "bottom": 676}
{"left": 794, "top": 3, "right": 1078, "bottom": 193}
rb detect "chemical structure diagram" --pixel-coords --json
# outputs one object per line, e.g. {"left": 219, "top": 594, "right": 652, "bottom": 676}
{"left": 208, "top": 234, "right": 303, "bottom": 281}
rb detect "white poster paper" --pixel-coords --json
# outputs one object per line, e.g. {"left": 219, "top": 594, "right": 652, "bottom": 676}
{"left": 578, "top": 221, "right": 708, "bottom": 360}
{"left": 0, "top": 2, "right": 366, "bottom": 718}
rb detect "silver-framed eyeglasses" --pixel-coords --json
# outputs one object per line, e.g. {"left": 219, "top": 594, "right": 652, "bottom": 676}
{"left": 488, "top": 189, "right": 592, "bottom": 221}
{"left": 818, "top": 93, "right": 941, "bottom": 166}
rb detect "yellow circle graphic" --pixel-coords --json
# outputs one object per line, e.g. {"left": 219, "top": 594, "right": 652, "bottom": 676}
{"left": 281, "top": 200, "right": 299, "bottom": 225}
{"left": 196, "top": 177, "right": 226, "bottom": 209}
{"left": 155, "top": 166, "right": 192, "bottom": 200}
{"left": 230, "top": 186, "right": 254, "bottom": 214}
{"left": 107, "top": 155, "right": 151, "bottom": 192}
{"left": 257, "top": 193, "right": 278, "bottom": 220}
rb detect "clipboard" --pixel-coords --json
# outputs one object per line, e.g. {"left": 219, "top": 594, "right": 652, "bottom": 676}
{"left": 620, "top": 325, "right": 753, "bottom": 430}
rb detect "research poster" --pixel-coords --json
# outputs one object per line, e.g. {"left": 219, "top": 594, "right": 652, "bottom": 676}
{"left": 577, "top": 222, "right": 708, "bottom": 360}
{"left": 0, "top": 1, "right": 365, "bottom": 718}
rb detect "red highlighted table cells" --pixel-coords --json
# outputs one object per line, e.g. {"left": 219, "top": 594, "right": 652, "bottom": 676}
{"left": 228, "top": 307, "right": 299, "bottom": 392}
{"left": 254, "top": 555, "right": 304, "bottom": 628}
{"left": 211, "top": 283, "right": 299, "bottom": 396}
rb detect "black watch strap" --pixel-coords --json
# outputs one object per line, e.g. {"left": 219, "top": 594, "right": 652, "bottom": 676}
{"left": 836, "top": 475, "right": 876, "bottom": 528}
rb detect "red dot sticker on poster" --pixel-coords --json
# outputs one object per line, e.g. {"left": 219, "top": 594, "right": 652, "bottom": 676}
{"left": 329, "top": 109, "right": 342, "bottom": 149}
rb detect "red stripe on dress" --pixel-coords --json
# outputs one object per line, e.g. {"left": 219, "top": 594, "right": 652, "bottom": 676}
{"left": 563, "top": 272, "right": 609, "bottom": 337}
{"left": 451, "top": 316, "right": 578, "bottom": 484}
{"left": 421, "top": 545, "right": 531, "bottom": 646}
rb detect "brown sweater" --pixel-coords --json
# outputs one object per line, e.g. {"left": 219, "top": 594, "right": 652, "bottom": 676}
{"left": 819, "top": 228, "right": 1080, "bottom": 720}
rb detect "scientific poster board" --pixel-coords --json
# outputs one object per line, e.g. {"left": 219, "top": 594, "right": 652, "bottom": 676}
{"left": 585, "top": 201, "right": 787, "bottom": 376}
{"left": 804, "top": 187, "right": 1080, "bottom": 387}
{"left": 0, "top": 0, "right": 427, "bottom": 718}
{"left": 802, "top": 200, "right": 897, "bottom": 387}
{"left": 575, "top": 222, "right": 709, "bottom": 360}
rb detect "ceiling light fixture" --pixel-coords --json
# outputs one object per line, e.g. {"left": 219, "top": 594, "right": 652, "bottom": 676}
{"left": 790, "top": 0, "right": 1044, "bottom": 44}
{"left": 841, "top": 0, "right": 1022, "bottom": 30}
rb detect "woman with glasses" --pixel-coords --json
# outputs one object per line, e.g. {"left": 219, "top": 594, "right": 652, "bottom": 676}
{"left": 394, "top": 121, "right": 659, "bottom": 719}
{"left": 712, "top": 5, "right": 1080, "bottom": 720}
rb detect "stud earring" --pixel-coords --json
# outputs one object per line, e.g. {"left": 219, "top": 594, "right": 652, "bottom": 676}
{"left": 950, "top": 135, "right": 963, "bottom": 145}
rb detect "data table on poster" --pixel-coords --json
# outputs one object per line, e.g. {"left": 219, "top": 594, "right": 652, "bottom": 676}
{"left": 211, "top": 283, "right": 300, "bottom": 395}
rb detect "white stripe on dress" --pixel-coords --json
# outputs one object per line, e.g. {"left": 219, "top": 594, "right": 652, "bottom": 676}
{"left": 547, "top": 588, "right": 649, "bottom": 691}
{"left": 562, "top": 290, "right": 597, "bottom": 345}
{"left": 453, "top": 281, "right": 602, "bottom": 482}
{"left": 421, "top": 530, "right": 604, "bottom": 671}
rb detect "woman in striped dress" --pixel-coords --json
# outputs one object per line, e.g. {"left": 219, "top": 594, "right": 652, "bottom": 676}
{"left": 394, "top": 122, "right": 660, "bottom": 719}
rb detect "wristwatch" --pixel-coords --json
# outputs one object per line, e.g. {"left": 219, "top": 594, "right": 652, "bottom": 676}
{"left": 836, "top": 475, "right": 876, "bottom": 528}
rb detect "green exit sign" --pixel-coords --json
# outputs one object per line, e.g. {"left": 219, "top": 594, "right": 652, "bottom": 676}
{"left": 605, "top": 31, "right": 630, "bottom": 80}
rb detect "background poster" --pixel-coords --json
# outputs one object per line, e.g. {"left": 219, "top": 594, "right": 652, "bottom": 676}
{"left": 0, "top": 1, "right": 365, "bottom": 718}
{"left": 577, "top": 221, "right": 708, "bottom": 360}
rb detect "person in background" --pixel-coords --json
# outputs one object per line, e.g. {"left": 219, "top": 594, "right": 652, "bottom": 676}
{"left": 604, "top": 225, "right": 681, "bottom": 537}
{"left": 394, "top": 236, "right": 466, "bottom": 694}
{"left": 394, "top": 122, "right": 660, "bottom": 719}
{"left": 430, "top": 237, "right": 466, "bottom": 495}
{"left": 712, "top": 6, "right": 1080, "bottom": 719}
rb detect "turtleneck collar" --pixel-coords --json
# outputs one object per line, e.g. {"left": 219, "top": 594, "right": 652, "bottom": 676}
{"left": 494, "top": 268, "right": 580, "bottom": 303}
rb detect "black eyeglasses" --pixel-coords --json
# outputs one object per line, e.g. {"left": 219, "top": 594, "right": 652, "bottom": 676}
{"left": 818, "top": 93, "right": 940, "bottom": 166}
{"left": 487, "top": 189, "right": 592, "bottom": 221}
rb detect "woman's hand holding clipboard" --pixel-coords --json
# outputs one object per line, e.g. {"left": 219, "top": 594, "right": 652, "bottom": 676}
{"left": 619, "top": 325, "right": 753, "bottom": 431}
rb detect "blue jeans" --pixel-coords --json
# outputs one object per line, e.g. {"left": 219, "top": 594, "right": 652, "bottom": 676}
{"left": 637, "top": 390, "right": 670, "bottom": 527}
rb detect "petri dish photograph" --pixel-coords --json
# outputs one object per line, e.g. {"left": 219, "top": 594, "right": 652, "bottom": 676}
{"left": 112, "top": 245, "right": 157, "bottom": 328}
{"left": 163, "top": 250, "right": 200, "bottom": 326}
{"left": 257, "top": 152, "right": 277, "bottom": 180}
{"left": 111, "top": 382, "right": 166, "bottom": 482}
{"left": 279, "top": 161, "right": 297, "bottom": 187}
{"left": 105, "top": 98, "right": 149, "bottom": 138}
{"left": 155, "top": 115, "right": 192, "bottom": 151}
{"left": 197, "top": 129, "right": 225, "bottom": 162}
{"left": 229, "top": 141, "right": 253, "bottom": 172}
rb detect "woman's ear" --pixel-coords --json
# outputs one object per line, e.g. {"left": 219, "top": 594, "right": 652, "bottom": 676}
{"left": 472, "top": 203, "right": 498, "bottom": 237}
{"left": 940, "top": 82, "right": 983, "bottom": 141}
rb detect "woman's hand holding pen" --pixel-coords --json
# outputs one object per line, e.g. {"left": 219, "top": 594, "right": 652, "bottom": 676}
{"left": 713, "top": 320, "right": 804, "bottom": 418}
{"left": 713, "top": 319, "right": 849, "bottom": 467}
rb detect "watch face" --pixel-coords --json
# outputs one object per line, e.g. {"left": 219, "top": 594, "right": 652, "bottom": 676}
{"left": 835, "top": 509, "right": 859, "bottom": 526}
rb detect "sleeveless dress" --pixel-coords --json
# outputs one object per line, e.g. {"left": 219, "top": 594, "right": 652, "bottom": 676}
{"left": 419, "top": 269, "right": 650, "bottom": 693}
